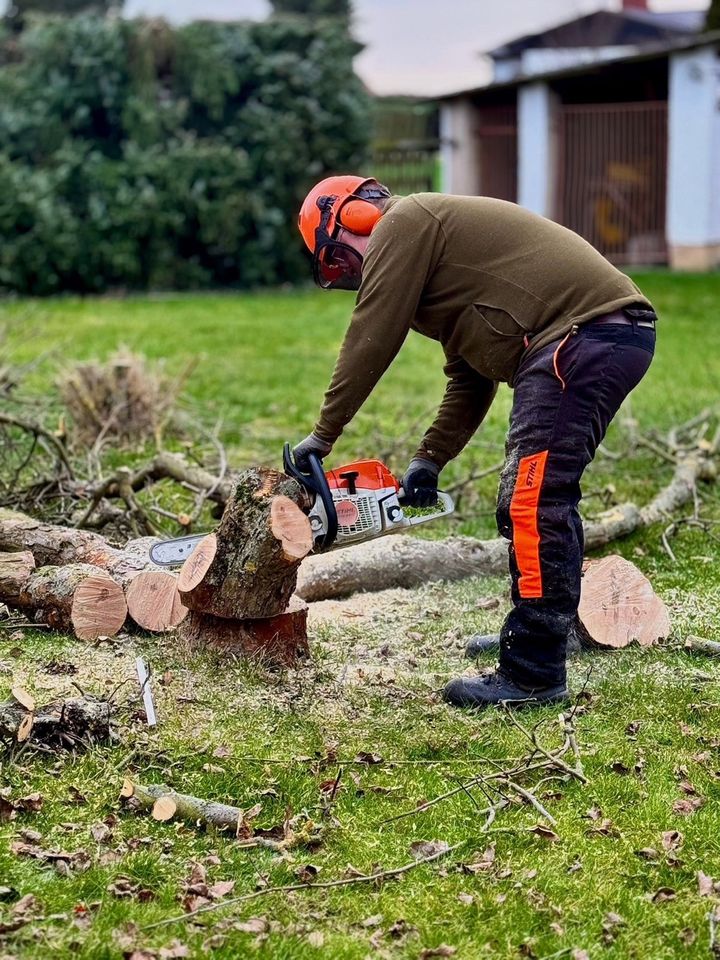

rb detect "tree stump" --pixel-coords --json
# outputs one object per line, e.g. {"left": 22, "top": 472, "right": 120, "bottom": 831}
{"left": 178, "top": 469, "right": 312, "bottom": 620}
{"left": 178, "top": 596, "right": 309, "bottom": 667}
{"left": 577, "top": 555, "right": 671, "bottom": 649}
{"left": 16, "top": 564, "right": 128, "bottom": 640}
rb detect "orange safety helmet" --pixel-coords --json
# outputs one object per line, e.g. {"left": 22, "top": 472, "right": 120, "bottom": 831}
{"left": 298, "top": 175, "right": 388, "bottom": 290}
{"left": 298, "top": 175, "right": 384, "bottom": 253}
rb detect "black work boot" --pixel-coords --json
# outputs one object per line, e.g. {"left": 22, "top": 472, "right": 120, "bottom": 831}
{"left": 443, "top": 669, "right": 570, "bottom": 710}
{"left": 464, "top": 633, "right": 500, "bottom": 657}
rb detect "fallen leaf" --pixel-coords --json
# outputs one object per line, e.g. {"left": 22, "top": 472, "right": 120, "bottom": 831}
{"left": 635, "top": 847, "right": 660, "bottom": 861}
{"left": 295, "top": 863, "right": 320, "bottom": 883}
{"left": 662, "top": 830, "right": 683, "bottom": 851}
{"left": 585, "top": 818, "right": 620, "bottom": 838}
{"left": 679, "top": 780, "right": 699, "bottom": 795}
{"left": 673, "top": 796, "right": 704, "bottom": 816}
{"left": 159, "top": 942, "right": 190, "bottom": 959}
{"left": 475, "top": 597, "right": 500, "bottom": 609}
{"left": 698, "top": 871, "right": 714, "bottom": 897}
{"left": 601, "top": 911, "right": 625, "bottom": 944}
{"left": 679, "top": 927, "right": 696, "bottom": 946}
{"left": 208, "top": 881, "right": 235, "bottom": 900}
{"left": 307, "top": 931, "right": 324, "bottom": 947}
{"left": 235, "top": 916, "right": 269, "bottom": 934}
{"left": 462, "top": 844, "right": 495, "bottom": 874}
{"left": 16, "top": 793, "right": 43, "bottom": 812}
{"left": 11, "top": 893, "right": 38, "bottom": 916}
{"left": 529, "top": 824, "right": 559, "bottom": 842}
{"left": 625, "top": 721, "right": 641, "bottom": 738}
{"left": 90, "top": 822, "right": 111, "bottom": 844}
{"left": 419, "top": 946, "right": 456, "bottom": 959}
{"left": 457, "top": 892, "right": 474, "bottom": 905}
{"left": 212, "top": 745, "right": 230, "bottom": 758}
{"left": 571, "top": 951, "right": 590, "bottom": 960}
{"left": 650, "top": 887, "right": 676, "bottom": 903}
{"left": 410, "top": 839, "right": 450, "bottom": 860}
{"left": 353, "top": 752, "right": 383, "bottom": 765}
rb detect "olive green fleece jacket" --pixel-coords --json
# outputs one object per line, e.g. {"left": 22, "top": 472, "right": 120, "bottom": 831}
{"left": 313, "top": 193, "right": 653, "bottom": 470}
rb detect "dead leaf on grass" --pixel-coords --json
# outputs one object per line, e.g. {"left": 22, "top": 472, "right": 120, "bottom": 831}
{"left": 158, "top": 942, "right": 190, "bottom": 959}
{"left": 306, "top": 931, "right": 324, "bottom": 947}
{"left": 235, "top": 917, "right": 269, "bottom": 934}
{"left": 353, "top": 751, "right": 383, "bottom": 765}
{"left": 409, "top": 839, "right": 450, "bottom": 860}
{"left": 635, "top": 847, "right": 660, "bottom": 861}
{"left": 529, "top": 824, "right": 560, "bottom": 842}
{"left": 698, "top": 871, "right": 715, "bottom": 897}
{"left": 208, "top": 881, "right": 235, "bottom": 900}
{"left": 295, "top": 863, "right": 320, "bottom": 883}
{"left": 461, "top": 844, "right": 495, "bottom": 874}
{"left": 419, "top": 946, "right": 456, "bottom": 959}
{"left": 571, "top": 951, "right": 590, "bottom": 960}
{"left": 662, "top": 830, "right": 683, "bottom": 851}
{"left": 679, "top": 927, "right": 696, "bottom": 946}
{"left": 602, "top": 912, "right": 625, "bottom": 944}
{"left": 672, "top": 796, "right": 705, "bottom": 816}
{"left": 457, "top": 892, "right": 474, "bottom": 905}
{"left": 649, "top": 887, "right": 676, "bottom": 903}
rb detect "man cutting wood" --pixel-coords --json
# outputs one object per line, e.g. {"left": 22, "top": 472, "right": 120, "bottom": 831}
{"left": 293, "top": 175, "right": 657, "bottom": 709}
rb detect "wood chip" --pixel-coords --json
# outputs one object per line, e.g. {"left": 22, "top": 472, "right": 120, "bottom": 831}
{"left": 11, "top": 687, "right": 35, "bottom": 712}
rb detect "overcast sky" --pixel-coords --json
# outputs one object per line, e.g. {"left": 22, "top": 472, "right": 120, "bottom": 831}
{"left": 23, "top": 0, "right": 714, "bottom": 94}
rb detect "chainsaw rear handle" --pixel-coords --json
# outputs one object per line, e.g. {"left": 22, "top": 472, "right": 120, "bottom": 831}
{"left": 282, "top": 442, "right": 338, "bottom": 551}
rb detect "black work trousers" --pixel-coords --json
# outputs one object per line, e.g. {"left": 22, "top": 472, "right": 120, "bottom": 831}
{"left": 496, "top": 314, "right": 656, "bottom": 688}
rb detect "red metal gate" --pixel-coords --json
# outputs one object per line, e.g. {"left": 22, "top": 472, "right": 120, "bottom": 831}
{"left": 556, "top": 101, "right": 667, "bottom": 265}
{"left": 475, "top": 105, "right": 518, "bottom": 202}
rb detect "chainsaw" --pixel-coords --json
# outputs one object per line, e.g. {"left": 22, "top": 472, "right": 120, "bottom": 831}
{"left": 149, "top": 444, "right": 454, "bottom": 566}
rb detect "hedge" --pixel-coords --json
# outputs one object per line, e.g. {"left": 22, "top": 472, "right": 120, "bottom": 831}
{"left": 0, "top": 14, "right": 371, "bottom": 293}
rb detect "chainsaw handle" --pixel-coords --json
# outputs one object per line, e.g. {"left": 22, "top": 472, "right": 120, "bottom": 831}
{"left": 282, "top": 442, "right": 338, "bottom": 551}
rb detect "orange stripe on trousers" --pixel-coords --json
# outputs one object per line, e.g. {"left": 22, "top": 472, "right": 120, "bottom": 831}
{"left": 509, "top": 450, "right": 549, "bottom": 599}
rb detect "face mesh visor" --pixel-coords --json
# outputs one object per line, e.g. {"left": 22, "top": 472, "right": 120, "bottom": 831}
{"left": 313, "top": 241, "right": 364, "bottom": 291}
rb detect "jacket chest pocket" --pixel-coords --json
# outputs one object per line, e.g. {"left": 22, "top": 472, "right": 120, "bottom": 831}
{"left": 471, "top": 304, "right": 529, "bottom": 382}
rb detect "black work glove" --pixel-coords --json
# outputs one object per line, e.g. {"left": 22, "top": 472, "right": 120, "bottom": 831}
{"left": 292, "top": 433, "right": 333, "bottom": 472}
{"left": 400, "top": 457, "right": 440, "bottom": 507}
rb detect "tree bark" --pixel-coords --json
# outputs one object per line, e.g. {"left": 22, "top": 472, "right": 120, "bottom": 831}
{"left": 14, "top": 564, "right": 127, "bottom": 640}
{"left": 178, "top": 596, "right": 309, "bottom": 666}
{"left": 0, "top": 508, "right": 120, "bottom": 567}
{"left": 577, "top": 555, "right": 670, "bottom": 649}
{"left": 178, "top": 469, "right": 312, "bottom": 620}
{"left": 0, "top": 550, "right": 36, "bottom": 604}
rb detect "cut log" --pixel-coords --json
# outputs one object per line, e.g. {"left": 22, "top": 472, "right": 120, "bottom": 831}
{"left": 0, "top": 695, "right": 113, "bottom": 746}
{"left": 0, "top": 508, "right": 120, "bottom": 568}
{"left": 577, "top": 555, "right": 670, "bottom": 649}
{"left": 0, "top": 550, "right": 36, "bottom": 604}
{"left": 14, "top": 564, "right": 127, "bottom": 640}
{"left": 297, "top": 534, "right": 508, "bottom": 602}
{"left": 177, "top": 534, "right": 217, "bottom": 593}
{"left": 125, "top": 571, "right": 187, "bottom": 632}
{"left": 122, "top": 781, "right": 244, "bottom": 830}
{"left": 178, "top": 596, "right": 309, "bottom": 666}
{"left": 178, "top": 469, "right": 312, "bottom": 620}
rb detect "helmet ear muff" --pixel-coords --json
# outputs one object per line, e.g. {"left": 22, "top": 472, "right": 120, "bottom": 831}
{"left": 337, "top": 199, "right": 382, "bottom": 236}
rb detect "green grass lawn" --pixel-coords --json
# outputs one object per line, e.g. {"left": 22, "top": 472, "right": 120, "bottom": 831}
{"left": 1, "top": 272, "right": 719, "bottom": 959}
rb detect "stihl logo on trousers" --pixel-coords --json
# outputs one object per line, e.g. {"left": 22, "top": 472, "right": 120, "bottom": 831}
{"left": 525, "top": 459, "right": 539, "bottom": 487}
